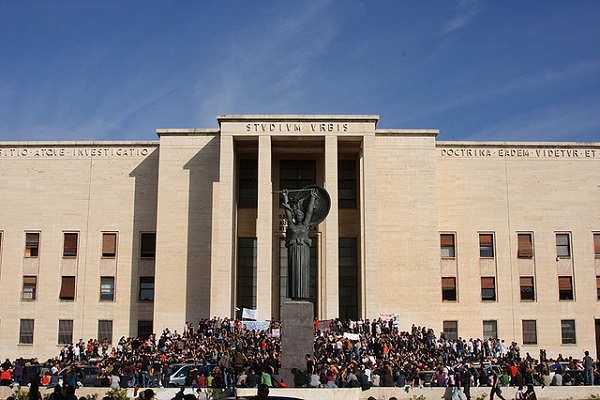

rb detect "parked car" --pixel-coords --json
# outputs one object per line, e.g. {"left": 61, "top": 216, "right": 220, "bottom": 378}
{"left": 167, "top": 363, "right": 216, "bottom": 387}
{"left": 549, "top": 363, "right": 585, "bottom": 386}
{"left": 58, "top": 365, "right": 101, "bottom": 387}
{"left": 418, "top": 370, "right": 436, "bottom": 387}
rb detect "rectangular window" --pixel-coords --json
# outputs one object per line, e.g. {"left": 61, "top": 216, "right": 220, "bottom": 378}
{"left": 561, "top": 319, "right": 576, "bottom": 344}
{"left": 483, "top": 320, "right": 498, "bottom": 339}
{"left": 556, "top": 233, "right": 571, "bottom": 258}
{"left": 520, "top": 276, "right": 535, "bottom": 301}
{"left": 98, "top": 320, "right": 113, "bottom": 344}
{"left": 22, "top": 276, "right": 37, "bottom": 300}
{"left": 236, "top": 238, "right": 257, "bottom": 310}
{"left": 279, "top": 160, "right": 316, "bottom": 190}
{"left": 58, "top": 320, "right": 73, "bottom": 345}
{"left": 522, "top": 320, "right": 537, "bottom": 345}
{"left": 100, "top": 277, "right": 115, "bottom": 301}
{"left": 443, "top": 321, "right": 458, "bottom": 341}
{"left": 338, "top": 159, "right": 357, "bottom": 208}
{"left": 140, "top": 233, "right": 156, "bottom": 258}
{"left": 102, "top": 233, "right": 117, "bottom": 257}
{"left": 594, "top": 233, "right": 600, "bottom": 259}
{"left": 339, "top": 237, "right": 359, "bottom": 319}
{"left": 479, "top": 233, "right": 494, "bottom": 258}
{"left": 597, "top": 277, "right": 600, "bottom": 300}
{"left": 481, "top": 276, "right": 496, "bottom": 301}
{"left": 517, "top": 233, "right": 533, "bottom": 258}
{"left": 238, "top": 159, "right": 258, "bottom": 208}
{"left": 59, "top": 276, "right": 76, "bottom": 301}
{"left": 138, "top": 320, "right": 153, "bottom": 340}
{"left": 63, "top": 232, "right": 78, "bottom": 257}
{"left": 441, "top": 277, "right": 457, "bottom": 301}
{"left": 25, "top": 233, "right": 39, "bottom": 257}
{"left": 558, "top": 276, "right": 574, "bottom": 300}
{"left": 440, "top": 234, "right": 456, "bottom": 258}
{"left": 19, "top": 319, "right": 34, "bottom": 344}
{"left": 139, "top": 277, "right": 154, "bottom": 301}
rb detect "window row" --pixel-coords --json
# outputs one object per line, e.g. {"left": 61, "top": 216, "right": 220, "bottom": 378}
{"left": 442, "top": 275, "right": 576, "bottom": 302}
{"left": 238, "top": 159, "right": 358, "bottom": 209}
{"left": 18, "top": 319, "right": 155, "bottom": 345}
{"left": 440, "top": 232, "right": 600, "bottom": 259}
{"left": 442, "top": 319, "right": 576, "bottom": 346}
{"left": 21, "top": 276, "right": 155, "bottom": 302}
{"left": 14, "top": 232, "right": 156, "bottom": 258}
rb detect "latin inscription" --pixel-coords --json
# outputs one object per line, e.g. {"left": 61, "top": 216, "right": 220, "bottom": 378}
{"left": 246, "top": 122, "right": 349, "bottom": 133}
{"left": 0, "top": 147, "right": 152, "bottom": 158}
{"left": 440, "top": 147, "right": 598, "bottom": 158}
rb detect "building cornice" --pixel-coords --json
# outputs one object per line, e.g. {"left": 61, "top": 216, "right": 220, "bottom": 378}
{"left": 156, "top": 129, "right": 219, "bottom": 137}
{"left": 217, "top": 114, "right": 380, "bottom": 126}
{"left": 0, "top": 140, "right": 158, "bottom": 147}
{"left": 376, "top": 129, "right": 439, "bottom": 137}
{"left": 436, "top": 141, "right": 600, "bottom": 147}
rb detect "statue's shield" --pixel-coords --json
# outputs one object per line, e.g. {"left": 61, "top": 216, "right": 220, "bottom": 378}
{"left": 293, "top": 184, "right": 331, "bottom": 226}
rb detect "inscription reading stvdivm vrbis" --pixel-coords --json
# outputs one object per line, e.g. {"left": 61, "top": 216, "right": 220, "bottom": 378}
{"left": 245, "top": 123, "right": 349, "bottom": 132}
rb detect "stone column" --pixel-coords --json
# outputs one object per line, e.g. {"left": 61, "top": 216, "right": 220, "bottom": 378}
{"left": 256, "top": 135, "right": 273, "bottom": 319}
{"left": 361, "top": 134, "right": 379, "bottom": 318}
{"left": 209, "top": 133, "right": 236, "bottom": 317}
{"left": 323, "top": 134, "right": 339, "bottom": 319}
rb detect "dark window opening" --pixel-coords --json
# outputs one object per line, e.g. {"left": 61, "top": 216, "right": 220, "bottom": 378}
{"left": 140, "top": 233, "right": 156, "bottom": 258}
{"left": 338, "top": 160, "right": 357, "bottom": 208}
{"left": 139, "top": 277, "right": 155, "bottom": 301}
{"left": 479, "top": 234, "right": 494, "bottom": 258}
{"left": 481, "top": 276, "right": 496, "bottom": 301}
{"left": 238, "top": 159, "right": 258, "bottom": 208}
{"left": 442, "top": 277, "right": 457, "bottom": 301}
{"left": 520, "top": 276, "right": 535, "bottom": 301}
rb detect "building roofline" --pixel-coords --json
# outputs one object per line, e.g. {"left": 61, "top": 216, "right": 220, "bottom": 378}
{"left": 217, "top": 114, "right": 380, "bottom": 125}
{"left": 376, "top": 129, "right": 439, "bottom": 137}
{"left": 436, "top": 141, "right": 600, "bottom": 147}
{"left": 156, "top": 129, "right": 220, "bottom": 137}
{"left": 0, "top": 140, "right": 158, "bottom": 146}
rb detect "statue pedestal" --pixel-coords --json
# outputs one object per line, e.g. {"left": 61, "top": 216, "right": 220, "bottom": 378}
{"left": 280, "top": 301, "right": 314, "bottom": 388}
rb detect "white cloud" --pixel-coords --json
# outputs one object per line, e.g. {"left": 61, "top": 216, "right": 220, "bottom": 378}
{"left": 193, "top": 1, "right": 341, "bottom": 125}
{"left": 440, "top": 0, "right": 482, "bottom": 35}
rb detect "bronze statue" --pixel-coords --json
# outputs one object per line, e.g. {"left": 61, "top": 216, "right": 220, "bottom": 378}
{"left": 281, "top": 185, "right": 330, "bottom": 300}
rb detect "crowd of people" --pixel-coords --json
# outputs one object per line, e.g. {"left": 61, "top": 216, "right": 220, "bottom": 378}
{"left": 0, "top": 317, "right": 598, "bottom": 398}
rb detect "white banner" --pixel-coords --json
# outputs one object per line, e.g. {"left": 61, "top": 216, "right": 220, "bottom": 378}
{"left": 242, "top": 308, "right": 258, "bottom": 320}
{"left": 379, "top": 313, "right": 393, "bottom": 320}
{"left": 242, "top": 321, "right": 270, "bottom": 331}
{"left": 344, "top": 332, "right": 360, "bottom": 341}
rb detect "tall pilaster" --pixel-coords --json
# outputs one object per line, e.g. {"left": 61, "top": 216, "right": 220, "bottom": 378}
{"left": 323, "top": 135, "right": 339, "bottom": 318}
{"left": 256, "top": 135, "right": 273, "bottom": 319}
{"left": 209, "top": 133, "right": 236, "bottom": 317}
{"left": 361, "top": 134, "right": 379, "bottom": 318}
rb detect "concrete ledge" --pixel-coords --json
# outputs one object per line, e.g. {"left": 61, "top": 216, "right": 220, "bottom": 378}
{"left": 3, "top": 386, "right": 600, "bottom": 400}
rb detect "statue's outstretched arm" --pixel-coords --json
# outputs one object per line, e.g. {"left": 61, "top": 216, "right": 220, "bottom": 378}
{"left": 305, "top": 188, "right": 318, "bottom": 224}
{"left": 282, "top": 189, "right": 293, "bottom": 222}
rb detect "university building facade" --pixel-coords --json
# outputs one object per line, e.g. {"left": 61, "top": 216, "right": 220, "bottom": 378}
{"left": 1, "top": 114, "right": 599, "bottom": 360}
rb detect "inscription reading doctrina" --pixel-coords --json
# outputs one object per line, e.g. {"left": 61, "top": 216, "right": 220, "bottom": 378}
{"left": 440, "top": 147, "right": 598, "bottom": 158}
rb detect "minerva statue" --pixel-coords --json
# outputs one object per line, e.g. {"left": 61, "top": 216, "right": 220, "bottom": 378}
{"left": 281, "top": 185, "right": 331, "bottom": 300}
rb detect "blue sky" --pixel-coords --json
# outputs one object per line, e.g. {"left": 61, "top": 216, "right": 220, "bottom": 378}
{"left": 1, "top": 1, "right": 599, "bottom": 142}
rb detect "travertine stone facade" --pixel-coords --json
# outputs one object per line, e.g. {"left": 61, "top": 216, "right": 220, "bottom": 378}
{"left": 0, "top": 116, "right": 599, "bottom": 361}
